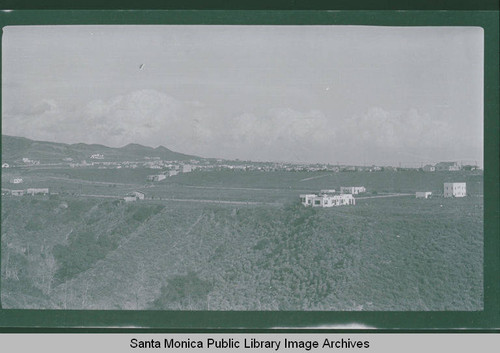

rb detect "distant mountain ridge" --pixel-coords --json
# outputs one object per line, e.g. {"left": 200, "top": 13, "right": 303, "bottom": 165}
{"left": 1, "top": 135, "right": 200, "bottom": 163}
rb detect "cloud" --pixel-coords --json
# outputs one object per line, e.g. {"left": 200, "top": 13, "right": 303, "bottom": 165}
{"left": 3, "top": 89, "right": 476, "bottom": 165}
{"left": 4, "top": 90, "right": 202, "bottom": 150}
{"left": 349, "top": 107, "right": 449, "bottom": 147}
{"left": 219, "top": 108, "right": 332, "bottom": 161}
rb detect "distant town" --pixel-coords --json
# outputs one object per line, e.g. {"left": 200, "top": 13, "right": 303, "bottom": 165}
{"left": 1, "top": 154, "right": 481, "bottom": 174}
{"left": 2, "top": 148, "right": 480, "bottom": 204}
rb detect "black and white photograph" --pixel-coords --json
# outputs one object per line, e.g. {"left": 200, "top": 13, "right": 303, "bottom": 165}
{"left": 1, "top": 25, "right": 483, "bottom": 311}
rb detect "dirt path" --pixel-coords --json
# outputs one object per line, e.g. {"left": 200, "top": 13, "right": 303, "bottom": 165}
{"left": 47, "top": 176, "right": 139, "bottom": 186}
{"left": 79, "top": 194, "right": 121, "bottom": 199}
{"left": 299, "top": 174, "right": 333, "bottom": 182}
{"left": 76, "top": 193, "right": 282, "bottom": 206}
{"left": 183, "top": 185, "right": 282, "bottom": 191}
{"left": 356, "top": 193, "right": 413, "bottom": 200}
{"left": 157, "top": 197, "right": 282, "bottom": 206}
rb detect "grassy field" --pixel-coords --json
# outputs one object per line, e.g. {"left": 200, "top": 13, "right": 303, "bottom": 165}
{"left": 1, "top": 168, "right": 483, "bottom": 202}
{"left": 1, "top": 169, "right": 483, "bottom": 310}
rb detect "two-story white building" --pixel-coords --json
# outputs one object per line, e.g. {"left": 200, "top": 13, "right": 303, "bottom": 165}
{"left": 444, "top": 182, "right": 466, "bottom": 198}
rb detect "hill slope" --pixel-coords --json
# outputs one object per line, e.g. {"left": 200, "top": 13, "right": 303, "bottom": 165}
{"left": 1, "top": 196, "right": 483, "bottom": 311}
{"left": 1, "top": 135, "right": 199, "bottom": 163}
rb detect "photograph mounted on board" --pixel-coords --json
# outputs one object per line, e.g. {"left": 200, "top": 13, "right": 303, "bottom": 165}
{"left": 1, "top": 25, "right": 483, "bottom": 311}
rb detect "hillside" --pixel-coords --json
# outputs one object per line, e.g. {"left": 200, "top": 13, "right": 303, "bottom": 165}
{"left": 1, "top": 194, "right": 483, "bottom": 311}
{"left": 1, "top": 135, "right": 199, "bottom": 164}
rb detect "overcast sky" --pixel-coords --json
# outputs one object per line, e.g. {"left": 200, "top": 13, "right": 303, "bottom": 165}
{"left": 2, "top": 25, "right": 483, "bottom": 166}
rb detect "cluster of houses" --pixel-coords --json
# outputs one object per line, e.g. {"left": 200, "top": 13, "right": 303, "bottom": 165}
{"left": 22, "top": 157, "right": 40, "bottom": 166}
{"left": 9, "top": 177, "right": 23, "bottom": 184}
{"left": 3, "top": 150, "right": 479, "bottom": 175}
{"left": 2, "top": 159, "right": 39, "bottom": 168}
{"left": 300, "top": 186, "right": 366, "bottom": 207}
{"left": 421, "top": 162, "right": 477, "bottom": 172}
{"left": 2, "top": 188, "right": 49, "bottom": 197}
{"left": 300, "top": 182, "right": 467, "bottom": 207}
{"left": 146, "top": 164, "right": 194, "bottom": 182}
{"left": 63, "top": 153, "right": 203, "bottom": 171}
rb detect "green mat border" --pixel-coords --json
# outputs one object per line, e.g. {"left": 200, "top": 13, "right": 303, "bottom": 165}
{"left": 0, "top": 5, "right": 498, "bottom": 331}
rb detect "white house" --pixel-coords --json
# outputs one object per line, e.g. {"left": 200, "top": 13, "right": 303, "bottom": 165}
{"left": 300, "top": 193, "right": 355, "bottom": 207}
{"left": 444, "top": 182, "right": 466, "bottom": 198}
{"left": 11, "top": 190, "right": 25, "bottom": 196}
{"left": 182, "top": 164, "right": 193, "bottom": 173}
{"left": 2, "top": 163, "right": 9, "bottom": 168}
{"left": 132, "top": 191, "right": 145, "bottom": 200}
{"left": 416, "top": 191, "right": 432, "bottom": 199}
{"left": 168, "top": 170, "right": 179, "bottom": 177}
{"left": 26, "top": 188, "right": 49, "bottom": 195}
{"left": 22, "top": 158, "right": 40, "bottom": 165}
{"left": 123, "top": 196, "right": 137, "bottom": 202}
{"left": 435, "top": 162, "right": 460, "bottom": 171}
{"left": 320, "top": 189, "right": 336, "bottom": 194}
{"left": 9, "top": 178, "right": 23, "bottom": 184}
{"left": 147, "top": 174, "right": 167, "bottom": 182}
{"left": 299, "top": 194, "right": 317, "bottom": 206}
{"left": 340, "top": 186, "right": 366, "bottom": 195}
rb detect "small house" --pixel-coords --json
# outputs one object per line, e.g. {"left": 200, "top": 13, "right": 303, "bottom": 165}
{"left": 147, "top": 174, "right": 166, "bottom": 182}
{"left": 340, "top": 186, "right": 366, "bottom": 195}
{"left": 435, "top": 162, "right": 460, "bottom": 171}
{"left": 11, "top": 190, "right": 25, "bottom": 196}
{"left": 320, "top": 189, "right": 336, "bottom": 194}
{"left": 9, "top": 178, "right": 23, "bottom": 184}
{"left": 123, "top": 196, "right": 137, "bottom": 202}
{"left": 26, "top": 188, "right": 49, "bottom": 195}
{"left": 444, "top": 182, "right": 466, "bottom": 198}
{"left": 132, "top": 191, "right": 145, "bottom": 200}
{"left": 416, "top": 191, "right": 432, "bottom": 199}
{"left": 2, "top": 163, "right": 9, "bottom": 168}
{"left": 299, "top": 194, "right": 317, "bottom": 206}
{"left": 422, "top": 165, "right": 435, "bottom": 172}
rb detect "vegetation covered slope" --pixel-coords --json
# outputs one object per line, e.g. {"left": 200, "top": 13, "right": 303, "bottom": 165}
{"left": 1, "top": 135, "right": 197, "bottom": 163}
{"left": 1, "top": 195, "right": 482, "bottom": 311}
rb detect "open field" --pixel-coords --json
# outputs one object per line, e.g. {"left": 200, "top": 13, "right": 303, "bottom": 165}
{"left": 1, "top": 169, "right": 483, "bottom": 310}
{"left": 1, "top": 168, "right": 483, "bottom": 202}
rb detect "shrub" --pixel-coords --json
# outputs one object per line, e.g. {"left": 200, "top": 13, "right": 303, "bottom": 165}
{"left": 150, "top": 272, "right": 213, "bottom": 310}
